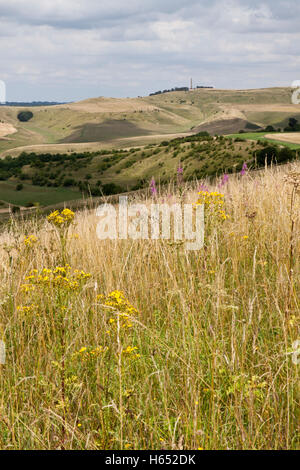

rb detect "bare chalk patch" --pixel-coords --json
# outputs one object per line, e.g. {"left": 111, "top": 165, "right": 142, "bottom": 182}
{"left": 0, "top": 123, "right": 17, "bottom": 138}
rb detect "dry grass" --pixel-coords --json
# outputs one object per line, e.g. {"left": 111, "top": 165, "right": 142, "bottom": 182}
{"left": 0, "top": 162, "right": 299, "bottom": 450}
{"left": 265, "top": 133, "right": 300, "bottom": 145}
{"left": 66, "top": 97, "right": 157, "bottom": 114}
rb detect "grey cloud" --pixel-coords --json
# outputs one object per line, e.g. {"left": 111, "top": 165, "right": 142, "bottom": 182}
{"left": 0, "top": 0, "right": 200, "bottom": 28}
{"left": 0, "top": 0, "right": 299, "bottom": 101}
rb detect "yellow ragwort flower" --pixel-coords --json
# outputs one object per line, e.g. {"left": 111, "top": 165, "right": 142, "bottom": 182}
{"left": 47, "top": 208, "right": 75, "bottom": 228}
{"left": 24, "top": 235, "right": 38, "bottom": 247}
{"left": 97, "top": 290, "right": 138, "bottom": 329}
{"left": 194, "top": 191, "right": 229, "bottom": 221}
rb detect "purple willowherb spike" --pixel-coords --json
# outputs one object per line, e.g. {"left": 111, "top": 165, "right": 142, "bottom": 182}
{"left": 150, "top": 177, "right": 157, "bottom": 196}
{"left": 177, "top": 166, "right": 184, "bottom": 187}
{"left": 240, "top": 162, "right": 248, "bottom": 176}
{"left": 219, "top": 174, "right": 229, "bottom": 188}
{"left": 198, "top": 183, "right": 209, "bottom": 192}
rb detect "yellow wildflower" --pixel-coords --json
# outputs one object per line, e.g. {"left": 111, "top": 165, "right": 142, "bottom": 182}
{"left": 122, "top": 345, "right": 140, "bottom": 360}
{"left": 23, "top": 235, "right": 38, "bottom": 247}
{"left": 22, "top": 266, "right": 91, "bottom": 292}
{"left": 97, "top": 290, "right": 138, "bottom": 330}
{"left": 73, "top": 345, "right": 108, "bottom": 361}
{"left": 47, "top": 208, "right": 75, "bottom": 228}
{"left": 17, "top": 304, "right": 38, "bottom": 316}
{"left": 194, "top": 191, "right": 229, "bottom": 221}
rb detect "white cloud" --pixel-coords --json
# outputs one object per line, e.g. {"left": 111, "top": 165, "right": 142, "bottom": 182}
{"left": 0, "top": 0, "right": 299, "bottom": 100}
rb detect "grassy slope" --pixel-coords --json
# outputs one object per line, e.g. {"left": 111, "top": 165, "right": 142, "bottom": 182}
{"left": 1, "top": 87, "right": 299, "bottom": 156}
{"left": 0, "top": 135, "right": 267, "bottom": 207}
{"left": 1, "top": 129, "right": 300, "bottom": 208}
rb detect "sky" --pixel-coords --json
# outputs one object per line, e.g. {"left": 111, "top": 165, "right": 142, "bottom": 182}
{"left": 0, "top": 0, "right": 299, "bottom": 102}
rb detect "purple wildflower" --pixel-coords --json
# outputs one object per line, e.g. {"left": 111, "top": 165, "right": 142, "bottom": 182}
{"left": 198, "top": 183, "right": 209, "bottom": 192}
{"left": 177, "top": 166, "right": 184, "bottom": 186}
{"left": 218, "top": 173, "right": 229, "bottom": 188}
{"left": 150, "top": 177, "right": 157, "bottom": 196}
{"left": 240, "top": 162, "right": 248, "bottom": 176}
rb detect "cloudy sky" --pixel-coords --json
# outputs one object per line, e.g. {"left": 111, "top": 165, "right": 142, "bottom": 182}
{"left": 0, "top": 0, "right": 299, "bottom": 101}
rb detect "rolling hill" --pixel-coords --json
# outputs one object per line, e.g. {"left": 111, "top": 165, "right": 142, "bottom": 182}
{"left": 1, "top": 87, "right": 300, "bottom": 157}
{"left": 0, "top": 130, "right": 299, "bottom": 212}
{"left": 0, "top": 87, "right": 300, "bottom": 211}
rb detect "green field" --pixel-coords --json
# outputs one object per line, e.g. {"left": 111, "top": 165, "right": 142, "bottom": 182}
{"left": 0, "top": 181, "right": 80, "bottom": 206}
{"left": 227, "top": 132, "right": 300, "bottom": 149}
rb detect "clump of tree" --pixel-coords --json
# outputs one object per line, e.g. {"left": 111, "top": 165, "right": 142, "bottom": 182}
{"left": 102, "top": 183, "right": 124, "bottom": 195}
{"left": 256, "top": 146, "right": 296, "bottom": 165}
{"left": 149, "top": 87, "right": 189, "bottom": 96}
{"left": 263, "top": 125, "right": 276, "bottom": 132}
{"left": 284, "top": 118, "right": 300, "bottom": 132}
{"left": 149, "top": 86, "right": 213, "bottom": 96}
{"left": 17, "top": 111, "right": 34, "bottom": 122}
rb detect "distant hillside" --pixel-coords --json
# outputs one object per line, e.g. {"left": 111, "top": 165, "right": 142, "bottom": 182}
{"left": 0, "top": 101, "right": 67, "bottom": 107}
{"left": 0, "top": 87, "right": 300, "bottom": 157}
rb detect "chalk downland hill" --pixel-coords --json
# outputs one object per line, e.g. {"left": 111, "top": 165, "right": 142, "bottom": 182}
{"left": 1, "top": 87, "right": 300, "bottom": 156}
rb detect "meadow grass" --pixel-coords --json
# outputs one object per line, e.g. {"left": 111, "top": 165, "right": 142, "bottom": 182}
{"left": 227, "top": 132, "right": 272, "bottom": 140}
{"left": 0, "top": 162, "right": 299, "bottom": 450}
